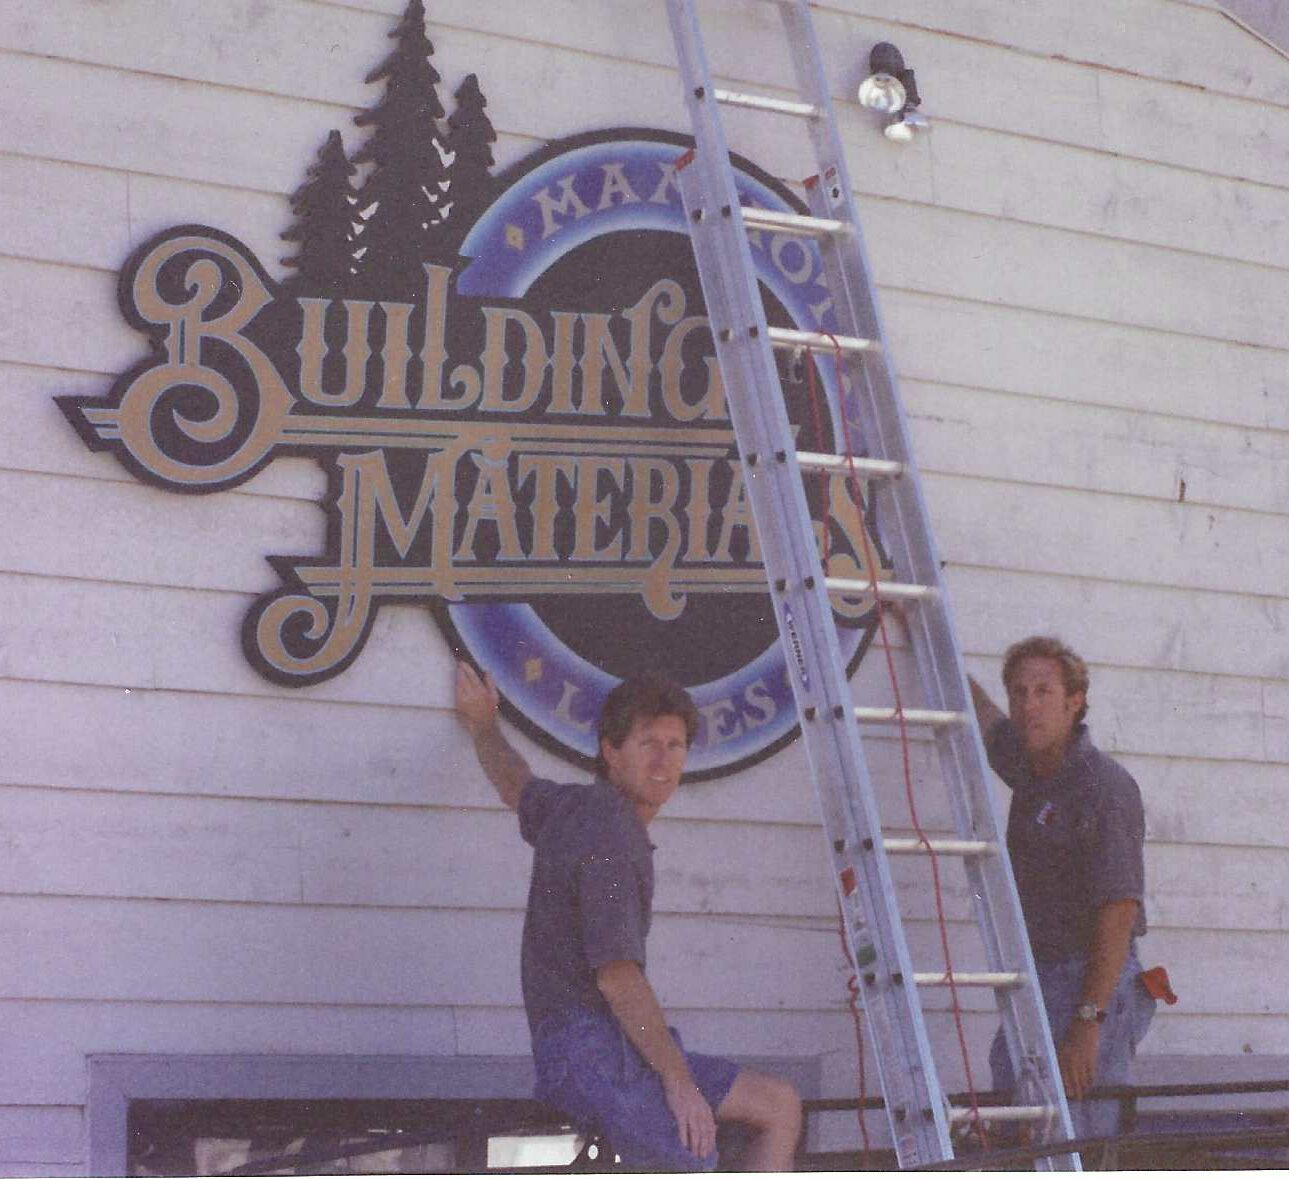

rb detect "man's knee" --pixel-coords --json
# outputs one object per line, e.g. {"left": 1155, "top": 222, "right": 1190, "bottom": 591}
{"left": 718, "top": 1069, "right": 802, "bottom": 1133}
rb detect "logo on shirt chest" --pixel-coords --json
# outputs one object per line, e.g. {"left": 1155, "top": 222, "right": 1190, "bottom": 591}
{"left": 57, "top": 1, "right": 887, "bottom": 779}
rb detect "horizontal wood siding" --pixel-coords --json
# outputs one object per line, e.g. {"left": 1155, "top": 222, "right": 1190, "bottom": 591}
{"left": 2, "top": 0, "right": 1287, "bottom": 1168}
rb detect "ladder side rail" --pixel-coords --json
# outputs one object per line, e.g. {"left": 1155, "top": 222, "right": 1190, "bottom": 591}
{"left": 776, "top": 0, "right": 1035, "bottom": 1018}
{"left": 663, "top": 2, "right": 956, "bottom": 1161}
{"left": 675, "top": 157, "right": 950, "bottom": 1163}
{"left": 804, "top": 241, "right": 1082, "bottom": 1163}
{"left": 770, "top": 2, "right": 1081, "bottom": 1162}
{"left": 790, "top": 187, "right": 1031, "bottom": 975}
{"left": 777, "top": 0, "right": 988, "bottom": 766}
{"left": 669, "top": 0, "right": 1078, "bottom": 1166}
{"left": 793, "top": 114, "right": 1082, "bottom": 1179}
{"left": 933, "top": 720, "right": 1082, "bottom": 1166}
{"left": 776, "top": 5, "right": 1082, "bottom": 1161}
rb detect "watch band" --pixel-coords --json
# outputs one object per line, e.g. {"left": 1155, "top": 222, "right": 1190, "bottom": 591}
{"left": 1074, "top": 1001, "right": 1107, "bottom": 1024}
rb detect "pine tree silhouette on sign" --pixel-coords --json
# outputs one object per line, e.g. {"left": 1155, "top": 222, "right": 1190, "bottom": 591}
{"left": 280, "top": 130, "right": 358, "bottom": 295}
{"left": 351, "top": 0, "right": 450, "bottom": 297}
{"left": 445, "top": 73, "right": 498, "bottom": 247}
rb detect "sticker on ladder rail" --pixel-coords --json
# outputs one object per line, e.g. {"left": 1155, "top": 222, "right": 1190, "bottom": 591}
{"left": 781, "top": 603, "right": 810, "bottom": 689}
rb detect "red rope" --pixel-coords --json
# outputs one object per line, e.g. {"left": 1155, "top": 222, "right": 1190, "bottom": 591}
{"left": 836, "top": 904, "right": 872, "bottom": 1153}
{"left": 810, "top": 353, "right": 869, "bottom": 1153}
{"left": 804, "top": 352, "right": 832, "bottom": 573}
{"left": 806, "top": 341, "right": 989, "bottom": 1148}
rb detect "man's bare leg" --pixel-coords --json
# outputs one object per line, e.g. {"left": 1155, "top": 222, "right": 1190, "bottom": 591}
{"left": 716, "top": 1069, "right": 803, "bottom": 1171}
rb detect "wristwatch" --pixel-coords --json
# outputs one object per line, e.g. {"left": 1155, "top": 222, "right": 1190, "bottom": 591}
{"left": 1074, "top": 1002, "right": 1107, "bottom": 1024}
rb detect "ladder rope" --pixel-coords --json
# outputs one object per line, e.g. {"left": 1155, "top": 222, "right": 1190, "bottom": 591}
{"left": 807, "top": 341, "right": 990, "bottom": 1146}
{"left": 836, "top": 904, "right": 873, "bottom": 1155}
{"left": 808, "top": 350, "right": 871, "bottom": 1153}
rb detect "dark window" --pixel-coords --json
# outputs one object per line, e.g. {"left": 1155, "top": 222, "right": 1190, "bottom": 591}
{"left": 127, "top": 1098, "right": 584, "bottom": 1175}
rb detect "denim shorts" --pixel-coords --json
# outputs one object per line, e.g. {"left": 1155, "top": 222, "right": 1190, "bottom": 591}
{"left": 532, "top": 1007, "right": 740, "bottom": 1171}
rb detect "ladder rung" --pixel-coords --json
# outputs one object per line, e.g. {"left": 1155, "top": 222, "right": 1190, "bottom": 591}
{"left": 825, "top": 577, "right": 934, "bottom": 601}
{"left": 740, "top": 206, "right": 847, "bottom": 237}
{"left": 766, "top": 326, "right": 878, "bottom": 353}
{"left": 912, "top": 971, "right": 1023, "bottom": 989}
{"left": 712, "top": 87, "right": 820, "bottom": 118}
{"left": 948, "top": 1105, "right": 1056, "bottom": 1124}
{"left": 854, "top": 707, "right": 968, "bottom": 728}
{"left": 882, "top": 838, "right": 995, "bottom": 857}
{"left": 668, "top": 0, "right": 1075, "bottom": 1161}
{"left": 796, "top": 451, "right": 903, "bottom": 480}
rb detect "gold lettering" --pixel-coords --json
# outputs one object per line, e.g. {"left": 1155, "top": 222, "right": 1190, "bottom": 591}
{"left": 480, "top": 307, "right": 550, "bottom": 413}
{"left": 713, "top": 462, "right": 762, "bottom": 563}
{"left": 535, "top": 174, "right": 591, "bottom": 238}
{"left": 697, "top": 697, "right": 742, "bottom": 746}
{"left": 253, "top": 447, "right": 459, "bottom": 679}
{"left": 418, "top": 264, "right": 479, "bottom": 411}
{"left": 297, "top": 298, "right": 373, "bottom": 408}
{"left": 456, "top": 444, "right": 524, "bottom": 561}
{"left": 629, "top": 457, "right": 685, "bottom": 620}
{"left": 627, "top": 457, "right": 681, "bottom": 562}
{"left": 578, "top": 314, "right": 629, "bottom": 418}
{"left": 553, "top": 680, "right": 594, "bottom": 732}
{"left": 376, "top": 300, "right": 414, "bottom": 409}
{"left": 743, "top": 679, "right": 777, "bottom": 728}
{"left": 357, "top": 448, "right": 461, "bottom": 570}
{"left": 116, "top": 234, "right": 291, "bottom": 486}
{"left": 683, "top": 458, "right": 715, "bottom": 562}
{"left": 618, "top": 278, "right": 684, "bottom": 418}
{"left": 821, "top": 477, "right": 883, "bottom": 619}
{"left": 808, "top": 294, "right": 834, "bottom": 322}
{"left": 649, "top": 162, "right": 679, "bottom": 204}
{"left": 770, "top": 234, "right": 816, "bottom": 284}
{"left": 659, "top": 316, "right": 726, "bottom": 422}
{"left": 547, "top": 311, "right": 579, "bottom": 414}
{"left": 596, "top": 162, "right": 641, "bottom": 210}
{"left": 571, "top": 456, "right": 625, "bottom": 561}
{"left": 517, "top": 454, "right": 575, "bottom": 561}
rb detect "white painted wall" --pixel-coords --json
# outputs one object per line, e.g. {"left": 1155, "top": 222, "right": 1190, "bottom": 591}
{"left": 2, "top": 0, "right": 1288, "bottom": 1171}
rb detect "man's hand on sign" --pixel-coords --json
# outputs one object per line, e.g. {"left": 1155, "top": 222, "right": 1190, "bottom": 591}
{"left": 454, "top": 661, "right": 500, "bottom": 737}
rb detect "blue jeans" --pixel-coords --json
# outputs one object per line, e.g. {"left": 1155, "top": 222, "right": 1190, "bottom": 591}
{"left": 533, "top": 1008, "right": 740, "bottom": 1171}
{"left": 990, "top": 946, "right": 1156, "bottom": 1142}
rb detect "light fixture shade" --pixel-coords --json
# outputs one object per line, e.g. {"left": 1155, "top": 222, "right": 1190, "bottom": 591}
{"left": 883, "top": 108, "right": 930, "bottom": 142}
{"left": 858, "top": 71, "right": 906, "bottom": 113}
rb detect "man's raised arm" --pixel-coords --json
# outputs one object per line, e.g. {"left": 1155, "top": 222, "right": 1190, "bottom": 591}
{"left": 454, "top": 662, "right": 532, "bottom": 810}
{"left": 968, "top": 674, "right": 1006, "bottom": 736}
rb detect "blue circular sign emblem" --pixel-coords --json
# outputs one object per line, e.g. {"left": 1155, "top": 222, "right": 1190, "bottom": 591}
{"left": 438, "top": 129, "right": 880, "bottom": 780}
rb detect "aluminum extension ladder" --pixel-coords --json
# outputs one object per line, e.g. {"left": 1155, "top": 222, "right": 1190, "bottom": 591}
{"left": 664, "top": 0, "right": 1080, "bottom": 1168}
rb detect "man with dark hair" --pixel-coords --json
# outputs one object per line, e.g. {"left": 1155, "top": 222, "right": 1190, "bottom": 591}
{"left": 454, "top": 663, "right": 802, "bottom": 1171}
{"left": 969, "top": 636, "right": 1156, "bottom": 1144}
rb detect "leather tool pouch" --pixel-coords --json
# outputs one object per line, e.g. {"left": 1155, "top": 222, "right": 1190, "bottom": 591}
{"left": 1138, "top": 964, "right": 1179, "bottom": 1004}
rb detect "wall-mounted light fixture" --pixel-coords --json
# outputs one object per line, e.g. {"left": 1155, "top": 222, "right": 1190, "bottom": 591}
{"left": 857, "top": 42, "right": 929, "bottom": 142}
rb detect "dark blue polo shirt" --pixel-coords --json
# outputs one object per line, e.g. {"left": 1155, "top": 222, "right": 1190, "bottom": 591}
{"left": 986, "top": 720, "right": 1147, "bottom": 961}
{"left": 518, "top": 778, "right": 655, "bottom": 1036}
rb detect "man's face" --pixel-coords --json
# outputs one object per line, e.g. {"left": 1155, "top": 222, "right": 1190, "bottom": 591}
{"left": 1006, "top": 656, "right": 1084, "bottom": 767}
{"left": 601, "top": 713, "right": 690, "bottom": 821}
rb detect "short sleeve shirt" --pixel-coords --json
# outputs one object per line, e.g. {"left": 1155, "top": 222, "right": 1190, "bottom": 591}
{"left": 985, "top": 720, "right": 1147, "bottom": 961}
{"left": 518, "top": 778, "right": 655, "bottom": 1035}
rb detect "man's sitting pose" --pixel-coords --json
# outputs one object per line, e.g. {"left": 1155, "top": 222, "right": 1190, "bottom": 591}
{"left": 455, "top": 663, "right": 802, "bottom": 1171}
